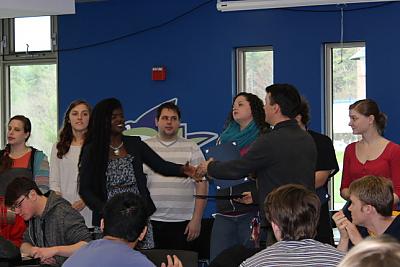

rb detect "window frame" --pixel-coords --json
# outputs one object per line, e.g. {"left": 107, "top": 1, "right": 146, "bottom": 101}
{"left": 236, "top": 46, "right": 274, "bottom": 94}
{"left": 324, "top": 41, "right": 366, "bottom": 210}
{"left": 0, "top": 16, "right": 58, "bottom": 148}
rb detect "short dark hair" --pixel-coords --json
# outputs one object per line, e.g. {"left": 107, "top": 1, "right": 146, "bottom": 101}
{"left": 265, "top": 84, "right": 301, "bottom": 119}
{"left": 102, "top": 192, "right": 148, "bottom": 242}
{"left": 156, "top": 102, "right": 181, "bottom": 120}
{"left": 5, "top": 177, "right": 43, "bottom": 207}
{"left": 349, "top": 175, "right": 393, "bottom": 217}
{"left": 297, "top": 96, "right": 311, "bottom": 126}
{"left": 264, "top": 184, "right": 320, "bottom": 241}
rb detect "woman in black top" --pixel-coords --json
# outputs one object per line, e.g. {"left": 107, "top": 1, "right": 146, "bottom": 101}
{"left": 78, "top": 98, "right": 193, "bottom": 248}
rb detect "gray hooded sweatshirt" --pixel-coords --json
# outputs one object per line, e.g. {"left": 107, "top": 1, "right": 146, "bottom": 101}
{"left": 23, "top": 190, "right": 92, "bottom": 266}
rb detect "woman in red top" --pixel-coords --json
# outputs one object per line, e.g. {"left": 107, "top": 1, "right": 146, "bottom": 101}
{"left": 340, "top": 99, "right": 400, "bottom": 205}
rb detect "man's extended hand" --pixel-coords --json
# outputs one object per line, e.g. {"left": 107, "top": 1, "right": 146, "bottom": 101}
{"left": 193, "top": 158, "right": 214, "bottom": 181}
{"left": 182, "top": 162, "right": 196, "bottom": 178}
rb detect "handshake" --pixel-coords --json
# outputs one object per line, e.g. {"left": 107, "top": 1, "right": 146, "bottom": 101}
{"left": 183, "top": 158, "right": 214, "bottom": 182}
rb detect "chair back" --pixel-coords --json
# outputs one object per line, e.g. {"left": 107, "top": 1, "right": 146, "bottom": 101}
{"left": 140, "top": 249, "right": 198, "bottom": 267}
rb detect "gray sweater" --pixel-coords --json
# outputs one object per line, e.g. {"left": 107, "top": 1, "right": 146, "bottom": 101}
{"left": 23, "top": 191, "right": 92, "bottom": 266}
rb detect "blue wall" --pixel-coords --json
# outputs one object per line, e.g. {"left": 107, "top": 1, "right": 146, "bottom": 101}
{"left": 58, "top": 1, "right": 400, "bottom": 142}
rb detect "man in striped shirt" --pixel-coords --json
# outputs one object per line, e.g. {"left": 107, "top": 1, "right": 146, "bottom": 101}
{"left": 144, "top": 102, "right": 207, "bottom": 250}
{"left": 240, "top": 184, "right": 344, "bottom": 267}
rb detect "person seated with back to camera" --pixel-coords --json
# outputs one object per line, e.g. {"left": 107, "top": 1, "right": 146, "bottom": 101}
{"left": 337, "top": 235, "right": 400, "bottom": 267}
{"left": 240, "top": 184, "right": 344, "bottom": 267}
{"left": 63, "top": 192, "right": 182, "bottom": 267}
{"left": 333, "top": 175, "right": 400, "bottom": 252}
{"left": 5, "top": 176, "right": 91, "bottom": 266}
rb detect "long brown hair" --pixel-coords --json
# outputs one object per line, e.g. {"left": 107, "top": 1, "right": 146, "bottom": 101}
{"left": 56, "top": 100, "right": 91, "bottom": 159}
{"left": 0, "top": 115, "right": 32, "bottom": 173}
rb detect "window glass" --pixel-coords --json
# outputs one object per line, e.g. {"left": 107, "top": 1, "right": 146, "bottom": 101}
{"left": 9, "top": 64, "right": 58, "bottom": 156}
{"left": 237, "top": 47, "right": 273, "bottom": 99}
{"left": 327, "top": 44, "right": 366, "bottom": 210}
{"left": 14, "top": 16, "right": 52, "bottom": 52}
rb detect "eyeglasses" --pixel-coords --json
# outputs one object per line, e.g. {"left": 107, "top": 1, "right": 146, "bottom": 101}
{"left": 10, "top": 193, "right": 29, "bottom": 211}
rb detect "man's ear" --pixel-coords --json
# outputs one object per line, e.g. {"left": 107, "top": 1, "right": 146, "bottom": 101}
{"left": 155, "top": 118, "right": 159, "bottom": 128}
{"left": 100, "top": 218, "right": 105, "bottom": 232}
{"left": 138, "top": 226, "right": 148, "bottom": 241}
{"left": 364, "top": 204, "right": 375, "bottom": 215}
{"left": 271, "top": 221, "right": 282, "bottom": 241}
{"left": 295, "top": 114, "right": 302, "bottom": 125}
{"left": 273, "top": 103, "right": 281, "bottom": 114}
{"left": 29, "top": 190, "right": 37, "bottom": 201}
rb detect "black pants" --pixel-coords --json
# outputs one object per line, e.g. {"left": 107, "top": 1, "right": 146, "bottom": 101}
{"left": 151, "top": 220, "right": 194, "bottom": 250}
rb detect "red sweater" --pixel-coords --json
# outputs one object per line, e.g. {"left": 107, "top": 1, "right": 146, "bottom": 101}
{"left": 341, "top": 141, "right": 400, "bottom": 197}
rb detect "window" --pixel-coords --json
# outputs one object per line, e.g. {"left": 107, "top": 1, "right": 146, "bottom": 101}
{"left": 325, "top": 43, "right": 366, "bottom": 210}
{"left": 0, "top": 16, "right": 58, "bottom": 156}
{"left": 236, "top": 46, "right": 273, "bottom": 99}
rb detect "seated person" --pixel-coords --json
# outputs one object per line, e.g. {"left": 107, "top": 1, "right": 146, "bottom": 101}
{"left": 63, "top": 192, "right": 182, "bottom": 267}
{"left": 5, "top": 176, "right": 91, "bottom": 266}
{"left": 240, "top": 184, "right": 344, "bottom": 267}
{"left": 337, "top": 235, "right": 400, "bottom": 267}
{"left": 332, "top": 175, "right": 400, "bottom": 252}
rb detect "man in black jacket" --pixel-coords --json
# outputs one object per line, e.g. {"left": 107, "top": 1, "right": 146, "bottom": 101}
{"left": 196, "top": 84, "right": 317, "bottom": 228}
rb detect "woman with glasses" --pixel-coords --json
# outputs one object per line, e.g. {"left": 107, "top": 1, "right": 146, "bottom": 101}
{"left": 0, "top": 115, "right": 49, "bottom": 247}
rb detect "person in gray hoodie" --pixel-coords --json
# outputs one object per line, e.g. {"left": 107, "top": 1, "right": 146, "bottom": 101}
{"left": 5, "top": 176, "right": 91, "bottom": 266}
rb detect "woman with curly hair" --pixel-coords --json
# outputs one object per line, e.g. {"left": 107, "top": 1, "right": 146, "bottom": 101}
{"left": 210, "top": 92, "right": 269, "bottom": 261}
{"left": 78, "top": 98, "right": 194, "bottom": 249}
{"left": 49, "top": 100, "right": 92, "bottom": 226}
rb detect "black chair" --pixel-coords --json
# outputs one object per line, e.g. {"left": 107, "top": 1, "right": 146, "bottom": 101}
{"left": 140, "top": 249, "right": 198, "bottom": 267}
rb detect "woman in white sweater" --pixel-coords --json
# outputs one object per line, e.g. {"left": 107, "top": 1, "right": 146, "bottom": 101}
{"left": 49, "top": 100, "right": 92, "bottom": 226}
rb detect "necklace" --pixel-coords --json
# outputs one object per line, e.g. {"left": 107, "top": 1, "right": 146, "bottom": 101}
{"left": 109, "top": 142, "right": 123, "bottom": 156}
{"left": 10, "top": 147, "right": 30, "bottom": 159}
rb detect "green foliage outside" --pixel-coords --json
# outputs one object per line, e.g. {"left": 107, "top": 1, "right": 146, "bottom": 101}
{"left": 332, "top": 47, "right": 361, "bottom": 100}
{"left": 10, "top": 64, "right": 58, "bottom": 157}
{"left": 245, "top": 50, "right": 273, "bottom": 99}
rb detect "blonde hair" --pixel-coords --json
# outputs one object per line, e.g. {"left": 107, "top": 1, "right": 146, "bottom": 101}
{"left": 337, "top": 235, "right": 400, "bottom": 267}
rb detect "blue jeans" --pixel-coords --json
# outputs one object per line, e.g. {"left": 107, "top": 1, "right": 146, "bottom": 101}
{"left": 210, "top": 212, "right": 257, "bottom": 261}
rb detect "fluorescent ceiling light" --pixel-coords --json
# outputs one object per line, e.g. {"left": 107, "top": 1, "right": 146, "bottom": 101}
{"left": 0, "top": 0, "right": 75, "bottom": 19}
{"left": 217, "top": 0, "right": 398, "bottom": 11}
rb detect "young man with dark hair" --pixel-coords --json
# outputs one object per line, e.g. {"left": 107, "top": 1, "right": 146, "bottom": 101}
{"left": 240, "top": 184, "right": 344, "bottom": 267}
{"left": 5, "top": 176, "right": 91, "bottom": 266}
{"left": 63, "top": 192, "right": 182, "bottom": 267}
{"left": 144, "top": 101, "right": 207, "bottom": 249}
{"left": 333, "top": 175, "right": 400, "bottom": 252}
{"left": 195, "top": 84, "right": 317, "bottom": 230}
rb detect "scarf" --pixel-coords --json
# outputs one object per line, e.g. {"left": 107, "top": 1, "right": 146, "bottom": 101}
{"left": 219, "top": 121, "right": 259, "bottom": 149}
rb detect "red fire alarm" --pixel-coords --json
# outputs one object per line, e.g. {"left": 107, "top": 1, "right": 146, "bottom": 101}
{"left": 152, "top": 66, "right": 167, "bottom": 81}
